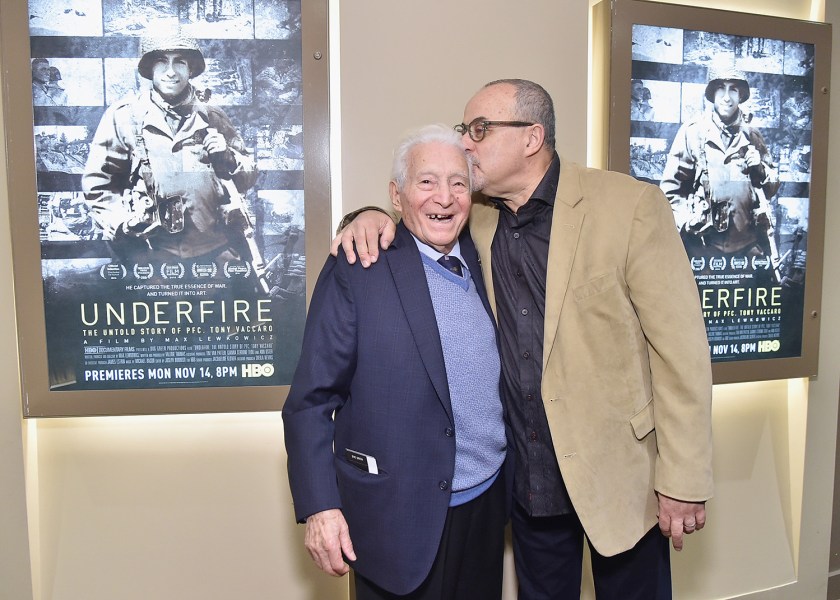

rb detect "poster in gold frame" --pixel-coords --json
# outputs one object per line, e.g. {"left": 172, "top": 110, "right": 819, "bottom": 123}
{"left": 1, "top": 0, "right": 330, "bottom": 416}
{"left": 606, "top": 0, "right": 830, "bottom": 384}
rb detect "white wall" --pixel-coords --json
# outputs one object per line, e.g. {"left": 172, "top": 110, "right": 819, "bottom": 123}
{"left": 1, "top": 1, "right": 838, "bottom": 599}
{"left": 26, "top": 413, "right": 345, "bottom": 600}
{"left": 336, "top": 0, "right": 590, "bottom": 213}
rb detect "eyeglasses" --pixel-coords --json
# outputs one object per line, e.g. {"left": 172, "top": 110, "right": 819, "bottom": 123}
{"left": 454, "top": 118, "right": 534, "bottom": 142}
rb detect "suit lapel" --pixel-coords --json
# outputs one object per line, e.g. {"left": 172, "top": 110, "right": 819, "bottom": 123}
{"left": 459, "top": 227, "right": 495, "bottom": 322}
{"left": 468, "top": 200, "right": 501, "bottom": 319}
{"left": 386, "top": 223, "right": 453, "bottom": 421}
{"left": 543, "top": 160, "right": 585, "bottom": 372}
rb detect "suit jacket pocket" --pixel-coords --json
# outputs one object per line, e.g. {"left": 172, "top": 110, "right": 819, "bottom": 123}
{"left": 629, "top": 398, "right": 655, "bottom": 440}
{"left": 335, "top": 454, "right": 389, "bottom": 479}
{"left": 572, "top": 271, "right": 618, "bottom": 302}
{"left": 570, "top": 269, "right": 641, "bottom": 392}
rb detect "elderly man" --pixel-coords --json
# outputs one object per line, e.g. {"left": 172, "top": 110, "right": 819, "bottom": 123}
{"left": 284, "top": 124, "right": 509, "bottom": 600}
{"left": 660, "top": 67, "right": 781, "bottom": 282}
{"left": 82, "top": 32, "right": 258, "bottom": 277}
{"left": 335, "top": 79, "right": 713, "bottom": 600}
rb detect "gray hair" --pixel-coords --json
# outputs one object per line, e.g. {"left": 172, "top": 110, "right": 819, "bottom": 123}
{"left": 391, "top": 123, "right": 472, "bottom": 191}
{"left": 483, "top": 79, "right": 556, "bottom": 151}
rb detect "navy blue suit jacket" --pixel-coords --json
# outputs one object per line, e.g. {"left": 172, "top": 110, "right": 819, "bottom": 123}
{"left": 283, "top": 222, "right": 503, "bottom": 595}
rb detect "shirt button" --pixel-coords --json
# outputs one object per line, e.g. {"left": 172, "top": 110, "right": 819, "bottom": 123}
{"left": 439, "top": 480, "right": 449, "bottom": 490}
{"left": 516, "top": 269, "right": 523, "bottom": 277}
{"left": 521, "top": 308, "right": 529, "bottom": 316}
{"left": 445, "top": 427, "right": 454, "bottom": 437}
{"left": 513, "top": 232, "right": 520, "bottom": 239}
{"left": 529, "top": 431, "right": 538, "bottom": 441}
{"left": 526, "top": 394, "right": 533, "bottom": 401}
{"left": 523, "top": 351, "right": 531, "bottom": 359}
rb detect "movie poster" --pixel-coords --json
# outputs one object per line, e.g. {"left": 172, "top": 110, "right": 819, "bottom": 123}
{"left": 29, "top": 0, "right": 306, "bottom": 391}
{"left": 628, "top": 25, "right": 812, "bottom": 363}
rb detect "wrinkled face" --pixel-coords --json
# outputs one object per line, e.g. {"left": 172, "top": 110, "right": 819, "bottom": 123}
{"left": 390, "top": 142, "right": 471, "bottom": 254}
{"left": 151, "top": 52, "right": 191, "bottom": 100}
{"left": 32, "top": 62, "right": 50, "bottom": 84}
{"left": 459, "top": 83, "right": 529, "bottom": 196}
{"left": 713, "top": 81, "right": 741, "bottom": 123}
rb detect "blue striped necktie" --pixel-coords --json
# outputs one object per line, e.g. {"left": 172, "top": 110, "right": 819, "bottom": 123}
{"left": 437, "top": 255, "right": 462, "bottom": 277}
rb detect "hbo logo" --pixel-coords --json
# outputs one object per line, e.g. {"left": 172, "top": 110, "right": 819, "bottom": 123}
{"left": 241, "top": 363, "right": 275, "bottom": 377}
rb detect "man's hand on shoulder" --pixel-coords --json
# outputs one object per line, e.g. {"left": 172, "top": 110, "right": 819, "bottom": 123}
{"left": 330, "top": 207, "right": 396, "bottom": 268}
{"left": 656, "top": 492, "right": 707, "bottom": 551}
{"left": 304, "top": 508, "right": 356, "bottom": 576}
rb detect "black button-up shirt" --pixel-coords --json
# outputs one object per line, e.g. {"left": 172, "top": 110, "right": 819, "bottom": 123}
{"left": 489, "top": 153, "right": 572, "bottom": 517}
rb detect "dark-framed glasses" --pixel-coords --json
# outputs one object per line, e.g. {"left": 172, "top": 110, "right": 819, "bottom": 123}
{"left": 454, "top": 118, "right": 534, "bottom": 142}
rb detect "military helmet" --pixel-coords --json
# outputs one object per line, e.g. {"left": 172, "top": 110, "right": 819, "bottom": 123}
{"left": 704, "top": 67, "right": 751, "bottom": 103}
{"left": 137, "top": 32, "right": 206, "bottom": 80}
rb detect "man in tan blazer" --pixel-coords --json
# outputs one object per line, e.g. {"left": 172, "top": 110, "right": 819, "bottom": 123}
{"left": 336, "top": 79, "right": 712, "bottom": 600}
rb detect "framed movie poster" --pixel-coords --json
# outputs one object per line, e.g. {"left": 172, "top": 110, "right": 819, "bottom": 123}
{"left": 607, "top": 0, "right": 831, "bottom": 384}
{"left": 1, "top": 0, "right": 331, "bottom": 416}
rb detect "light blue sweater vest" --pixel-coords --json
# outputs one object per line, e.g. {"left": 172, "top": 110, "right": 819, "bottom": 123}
{"left": 420, "top": 254, "right": 506, "bottom": 506}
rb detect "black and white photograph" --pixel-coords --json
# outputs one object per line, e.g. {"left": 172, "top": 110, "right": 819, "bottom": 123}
{"left": 39, "top": 192, "right": 105, "bottom": 242}
{"left": 28, "top": 0, "right": 104, "bottom": 37}
{"left": 32, "top": 57, "right": 107, "bottom": 107}
{"left": 34, "top": 125, "right": 91, "bottom": 174}
{"left": 627, "top": 23, "right": 815, "bottom": 364}
{"left": 28, "top": 0, "right": 307, "bottom": 393}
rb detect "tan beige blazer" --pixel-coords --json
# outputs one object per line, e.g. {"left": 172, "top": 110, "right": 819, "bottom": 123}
{"left": 470, "top": 160, "right": 713, "bottom": 556}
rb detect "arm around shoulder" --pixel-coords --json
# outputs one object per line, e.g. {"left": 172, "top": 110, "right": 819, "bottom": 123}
{"left": 331, "top": 206, "right": 397, "bottom": 267}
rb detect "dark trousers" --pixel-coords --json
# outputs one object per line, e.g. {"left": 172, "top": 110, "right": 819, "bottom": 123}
{"left": 511, "top": 502, "right": 671, "bottom": 600}
{"left": 353, "top": 472, "right": 506, "bottom": 600}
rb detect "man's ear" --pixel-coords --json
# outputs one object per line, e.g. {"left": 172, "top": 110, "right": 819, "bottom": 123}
{"left": 524, "top": 123, "right": 546, "bottom": 158}
{"left": 389, "top": 180, "right": 402, "bottom": 213}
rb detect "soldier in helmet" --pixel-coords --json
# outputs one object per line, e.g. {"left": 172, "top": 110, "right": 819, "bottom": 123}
{"left": 32, "top": 58, "right": 68, "bottom": 106}
{"left": 82, "top": 32, "right": 258, "bottom": 280}
{"left": 630, "top": 79, "right": 654, "bottom": 121}
{"left": 660, "top": 67, "right": 780, "bottom": 280}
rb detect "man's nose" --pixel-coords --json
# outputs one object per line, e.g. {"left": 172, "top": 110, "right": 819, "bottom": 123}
{"left": 438, "top": 188, "right": 455, "bottom": 207}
